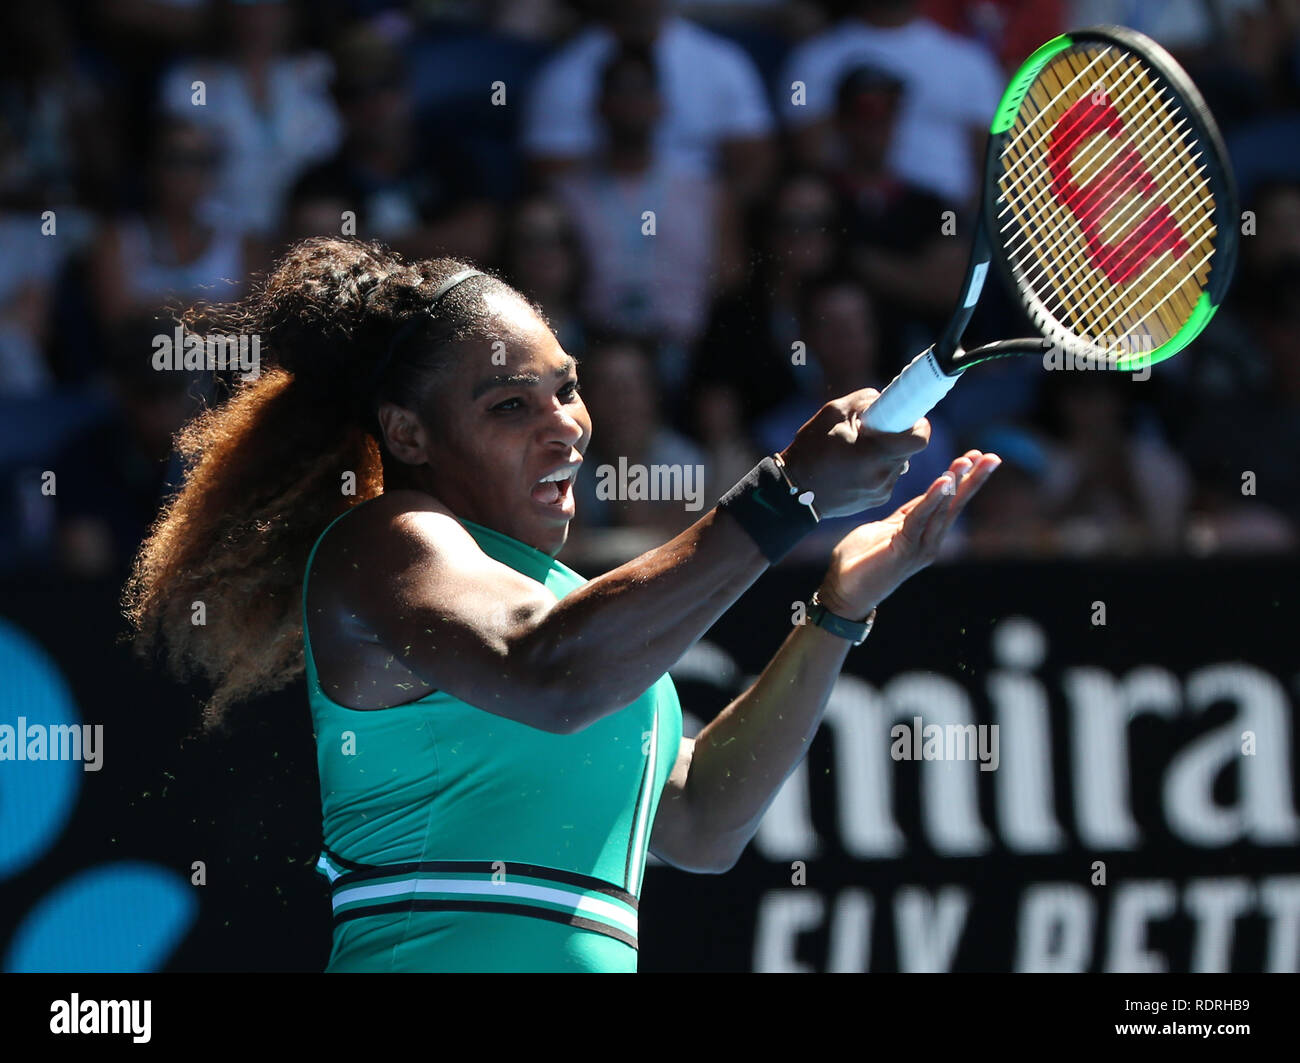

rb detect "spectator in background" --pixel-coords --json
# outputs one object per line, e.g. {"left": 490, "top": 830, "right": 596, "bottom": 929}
{"left": 823, "top": 61, "right": 1040, "bottom": 436}
{"left": 95, "top": 0, "right": 214, "bottom": 167}
{"left": 754, "top": 271, "right": 957, "bottom": 559}
{"left": 691, "top": 167, "right": 847, "bottom": 431}
{"left": 567, "top": 335, "right": 706, "bottom": 564}
{"left": 281, "top": 162, "right": 351, "bottom": 248}
{"left": 0, "top": 5, "right": 115, "bottom": 394}
{"left": 689, "top": 379, "right": 761, "bottom": 528}
{"left": 158, "top": 0, "right": 342, "bottom": 236}
{"left": 960, "top": 423, "right": 1057, "bottom": 555}
{"left": 1065, "top": 0, "right": 1266, "bottom": 63}
{"left": 1171, "top": 179, "right": 1300, "bottom": 551}
{"left": 498, "top": 194, "right": 588, "bottom": 358}
{"left": 522, "top": 0, "right": 776, "bottom": 204}
{"left": 827, "top": 63, "right": 967, "bottom": 359}
{"left": 1035, "top": 370, "right": 1192, "bottom": 555}
{"left": 53, "top": 315, "right": 204, "bottom": 579}
{"left": 1214, "top": 2, "right": 1300, "bottom": 205}
{"left": 778, "top": 0, "right": 1003, "bottom": 206}
{"left": 1070, "top": 0, "right": 1295, "bottom": 158}
{"left": 923, "top": 0, "right": 1064, "bottom": 71}
{"left": 90, "top": 116, "right": 253, "bottom": 330}
{"left": 552, "top": 44, "right": 745, "bottom": 401}
{"left": 0, "top": 216, "right": 60, "bottom": 395}
{"left": 0, "top": 4, "right": 119, "bottom": 213}
{"left": 0, "top": 117, "right": 63, "bottom": 392}
{"left": 288, "top": 24, "right": 498, "bottom": 264}
{"left": 754, "top": 272, "right": 882, "bottom": 455}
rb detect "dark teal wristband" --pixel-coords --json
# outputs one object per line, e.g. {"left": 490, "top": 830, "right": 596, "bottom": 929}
{"left": 717, "top": 457, "right": 819, "bottom": 563}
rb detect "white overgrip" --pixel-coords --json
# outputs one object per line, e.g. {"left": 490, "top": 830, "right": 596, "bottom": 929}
{"left": 861, "top": 347, "right": 961, "bottom": 433}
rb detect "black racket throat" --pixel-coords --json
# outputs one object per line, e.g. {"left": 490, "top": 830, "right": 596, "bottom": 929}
{"left": 942, "top": 337, "right": 1055, "bottom": 374}
{"left": 932, "top": 228, "right": 1043, "bottom": 375}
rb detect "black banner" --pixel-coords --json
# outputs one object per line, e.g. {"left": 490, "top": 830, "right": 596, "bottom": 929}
{"left": 644, "top": 557, "right": 1300, "bottom": 973}
{"left": 0, "top": 558, "right": 1296, "bottom": 974}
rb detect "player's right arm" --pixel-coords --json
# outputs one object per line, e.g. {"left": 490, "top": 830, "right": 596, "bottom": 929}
{"left": 351, "top": 497, "right": 765, "bottom": 734}
{"left": 348, "top": 394, "right": 928, "bottom": 734}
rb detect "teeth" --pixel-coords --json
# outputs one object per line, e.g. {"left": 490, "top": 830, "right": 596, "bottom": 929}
{"left": 538, "top": 467, "right": 575, "bottom": 483}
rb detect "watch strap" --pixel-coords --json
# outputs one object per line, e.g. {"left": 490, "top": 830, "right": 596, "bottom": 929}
{"left": 808, "top": 592, "right": 876, "bottom": 645}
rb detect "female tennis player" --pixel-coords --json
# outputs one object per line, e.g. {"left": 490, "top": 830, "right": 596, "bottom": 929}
{"left": 125, "top": 237, "right": 999, "bottom": 972}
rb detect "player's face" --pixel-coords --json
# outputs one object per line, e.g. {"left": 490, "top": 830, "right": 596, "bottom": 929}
{"left": 420, "top": 297, "right": 591, "bottom": 557}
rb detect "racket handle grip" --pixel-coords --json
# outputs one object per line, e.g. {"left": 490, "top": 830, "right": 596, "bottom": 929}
{"left": 861, "top": 347, "right": 960, "bottom": 433}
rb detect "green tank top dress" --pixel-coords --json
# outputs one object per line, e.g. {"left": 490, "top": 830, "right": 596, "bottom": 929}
{"left": 304, "top": 507, "right": 683, "bottom": 972}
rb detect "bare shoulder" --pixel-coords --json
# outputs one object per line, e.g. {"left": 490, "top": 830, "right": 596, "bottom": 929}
{"left": 319, "top": 490, "right": 472, "bottom": 572}
{"left": 308, "top": 492, "right": 452, "bottom": 614}
{"left": 313, "top": 490, "right": 545, "bottom": 623}
{"left": 301, "top": 492, "right": 461, "bottom": 707}
{"left": 305, "top": 490, "right": 561, "bottom": 717}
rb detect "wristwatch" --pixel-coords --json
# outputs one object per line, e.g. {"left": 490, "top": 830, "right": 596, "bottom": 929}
{"left": 808, "top": 591, "right": 877, "bottom": 645}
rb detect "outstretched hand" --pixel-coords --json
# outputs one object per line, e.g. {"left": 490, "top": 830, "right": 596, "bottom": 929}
{"left": 817, "top": 450, "right": 1001, "bottom": 619}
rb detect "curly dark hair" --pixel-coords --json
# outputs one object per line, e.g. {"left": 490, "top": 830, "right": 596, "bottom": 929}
{"left": 123, "top": 236, "right": 536, "bottom": 731}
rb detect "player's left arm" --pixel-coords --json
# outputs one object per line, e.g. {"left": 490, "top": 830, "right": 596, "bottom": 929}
{"left": 648, "top": 620, "right": 858, "bottom": 874}
{"left": 649, "top": 737, "right": 720, "bottom": 872}
{"left": 650, "top": 451, "right": 997, "bottom": 873}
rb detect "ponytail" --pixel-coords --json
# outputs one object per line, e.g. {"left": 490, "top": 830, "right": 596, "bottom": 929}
{"left": 123, "top": 237, "right": 510, "bottom": 730}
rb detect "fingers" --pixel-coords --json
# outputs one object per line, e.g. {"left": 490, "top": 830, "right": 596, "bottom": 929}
{"left": 836, "top": 387, "right": 879, "bottom": 416}
{"left": 947, "top": 452, "right": 1000, "bottom": 511}
{"left": 866, "top": 415, "right": 931, "bottom": 457}
{"left": 898, "top": 468, "right": 958, "bottom": 546}
{"left": 920, "top": 452, "right": 1001, "bottom": 551}
{"left": 834, "top": 389, "right": 879, "bottom": 436}
{"left": 921, "top": 456, "right": 974, "bottom": 537}
{"left": 835, "top": 390, "right": 931, "bottom": 455}
{"left": 951, "top": 454, "right": 1001, "bottom": 513}
{"left": 899, "top": 451, "right": 982, "bottom": 511}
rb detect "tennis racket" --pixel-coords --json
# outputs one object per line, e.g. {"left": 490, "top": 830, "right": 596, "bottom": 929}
{"left": 862, "top": 24, "right": 1239, "bottom": 432}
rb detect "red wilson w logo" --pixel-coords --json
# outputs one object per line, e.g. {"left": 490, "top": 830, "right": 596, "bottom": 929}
{"left": 1047, "top": 94, "right": 1190, "bottom": 284}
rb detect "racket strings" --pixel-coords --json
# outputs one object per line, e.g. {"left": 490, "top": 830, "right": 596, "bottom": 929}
{"left": 996, "top": 46, "right": 1217, "bottom": 347}
{"left": 997, "top": 51, "right": 1178, "bottom": 320}
{"left": 1002, "top": 113, "right": 1190, "bottom": 294}
{"left": 1020, "top": 172, "right": 1215, "bottom": 333}
{"left": 1072, "top": 131, "right": 1199, "bottom": 244}
{"left": 1030, "top": 99, "right": 1216, "bottom": 339}
{"left": 1000, "top": 97, "right": 1187, "bottom": 245}
{"left": 1013, "top": 162, "right": 1213, "bottom": 346}
{"left": 997, "top": 47, "right": 1118, "bottom": 173}
{"left": 994, "top": 48, "right": 1178, "bottom": 216}
{"left": 997, "top": 48, "right": 1136, "bottom": 204}
{"left": 1000, "top": 56, "right": 1190, "bottom": 257}
{"left": 1003, "top": 84, "right": 1198, "bottom": 268}
{"left": 1091, "top": 237, "right": 1215, "bottom": 337}
{"left": 1006, "top": 115, "right": 1213, "bottom": 325}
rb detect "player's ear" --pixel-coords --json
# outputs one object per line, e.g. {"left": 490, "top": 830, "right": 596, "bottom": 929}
{"left": 377, "top": 403, "right": 431, "bottom": 465}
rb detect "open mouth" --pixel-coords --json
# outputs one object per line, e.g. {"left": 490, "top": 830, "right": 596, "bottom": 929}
{"left": 530, "top": 463, "right": 578, "bottom": 514}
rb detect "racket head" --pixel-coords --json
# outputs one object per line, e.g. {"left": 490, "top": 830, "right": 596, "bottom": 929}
{"left": 967, "top": 25, "right": 1238, "bottom": 374}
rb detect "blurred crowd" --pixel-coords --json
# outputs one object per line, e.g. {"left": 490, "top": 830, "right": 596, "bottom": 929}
{"left": 2, "top": 0, "right": 1299, "bottom": 579}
